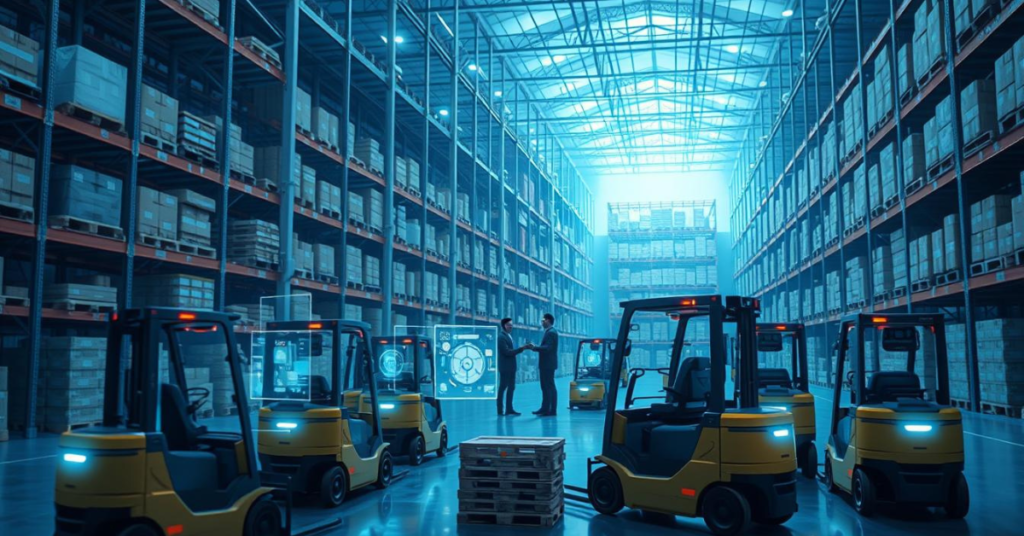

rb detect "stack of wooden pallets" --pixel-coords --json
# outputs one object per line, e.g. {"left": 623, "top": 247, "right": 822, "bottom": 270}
{"left": 457, "top": 436, "right": 565, "bottom": 528}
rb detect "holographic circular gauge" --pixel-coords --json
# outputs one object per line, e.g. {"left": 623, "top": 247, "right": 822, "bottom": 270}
{"left": 273, "top": 346, "right": 289, "bottom": 364}
{"left": 379, "top": 349, "right": 406, "bottom": 379}
{"left": 449, "top": 343, "right": 485, "bottom": 385}
{"left": 584, "top": 350, "right": 602, "bottom": 367}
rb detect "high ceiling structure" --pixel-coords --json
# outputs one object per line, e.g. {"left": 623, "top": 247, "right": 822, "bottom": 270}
{"left": 441, "top": 0, "right": 803, "bottom": 176}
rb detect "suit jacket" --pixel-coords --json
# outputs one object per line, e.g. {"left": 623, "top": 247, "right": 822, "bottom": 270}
{"left": 498, "top": 332, "right": 523, "bottom": 374}
{"left": 536, "top": 327, "right": 559, "bottom": 371}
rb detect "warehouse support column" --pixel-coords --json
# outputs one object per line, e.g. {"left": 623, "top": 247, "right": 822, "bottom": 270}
{"left": 447, "top": 2, "right": 459, "bottom": 325}
{"left": 338, "top": 0, "right": 354, "bottom": 317}
{"left": 215, "top": 0, "right": 237, "bottom": 309}
{"left": 382, "top": 0, "right": 398, "bottom": 335}
{"left": 22, "top": 0, "right": 61, "bottom": 439}
{"left": 420, "top": 1, "right": 432, "bottom": 322}
{"left": 496, "top": 59, "right": 506, "bottom": 316}
{"left": 277, "top": 0, "right": 300, "bottom": 318}
{"left": 121, "top": 0, "right": 146, "bottom": 310}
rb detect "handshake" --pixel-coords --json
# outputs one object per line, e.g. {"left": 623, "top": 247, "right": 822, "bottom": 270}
{"left": 518, "top": 343, "right": 536, "bottom": 352}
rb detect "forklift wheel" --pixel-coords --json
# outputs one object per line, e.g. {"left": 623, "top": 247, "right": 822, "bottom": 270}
{"left": 702, "top": 486, "right": 751, "bottom": 536}
{"left": 320, "top": 466, "right": 348, "bottom": 508}
{"left": 800, "top": 442, "right": 818, "bottom": 479}
{"left": 852, "top": 468, "right": 876, "bottom": 517}
{"left": 376, "top": 450, "right": 394, "bottom": 489}
{"left": 588, "top": 466, "right": 624, "bottom": 515}
{"left": 244, "top": 497, "right": 284, "bottom": 536}
{"left": 408, "top": 436, "right": 425, "bottom": 466}
{"left": 945, "top": 472, "right": 970, "bottom": 519}
{"left": 116, "top": 524, "right": 159, "bottom": 536}
{"left": 436, "top": 429, "right": 448, "bottom": 457}
{"left": 823, "top": 455, "right": 836, "bottom": 492}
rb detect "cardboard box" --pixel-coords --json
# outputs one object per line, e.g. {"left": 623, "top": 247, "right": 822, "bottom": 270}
{"left": 931, "top": 229, "right": 945, "bottom": 275}
{"left": 998, "top": 223, "right": 1015, "bottom": 256}
{"left": 983, "top": 228, "right": 999, "bottom": 260}
{"left": 53, "top": 46, "right": 127, "bottom": 124}
{"left": 902, "top": 133, "right": 925, "bottom": 187}
{"left": 141, "top": 84, "right": 179, "bottom": 144}
{"left": 249, "top": 85, "right": 312, "bottom": 133}
{"left": 0, "top": 148, "right": 35, "bottom": 208}
{"left": 1012, "top": 195, "right": 1024, "bottom": 251}
{"left": 50, "top": 165, "right": 123, "bottom": 227}
{"left": 314, "top": 244, "right": 335, "bottom": 278}
{"left": 0, "top": 24, "right": 40, "bottom": 87}
{"left": 995, "top": 45, "right": 1018, "bottom": 121}
{"left": 961, "top": 79, "right": 997, "bottom": 143}
{"left": 944, "top": 213, "right": 962, "bottom": 271}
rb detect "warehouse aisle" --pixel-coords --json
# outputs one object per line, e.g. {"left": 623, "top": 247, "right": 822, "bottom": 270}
{"left": 3, "top": 379, "right": 1023, "bottom": 535}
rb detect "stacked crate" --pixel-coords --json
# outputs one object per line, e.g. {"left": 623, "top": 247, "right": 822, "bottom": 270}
{"left": 345, "top": 245, "right": 363, "bottom": 288}
{"left": 891, "top": 228, "right": 908, "bottom": 295}
{"left": 826, "top": 270, "right": 841, "bottom": 314}
{"left": 53, "top": 45, "right": 127, "bottom": 127}
{"left": 0, "top": 149, "right": 36, "bottom": 218}
{"left": 292, "top": 235, "right": 314, "bottom": 279}
{"left": 940, "top": 213, "right": 963, "bottom": 282}
{"left": 49, "top": 165, "right": 123, "bottom": 233}
{"left": 168, "top": 189, "right": 216, "bottom": 250}
{"left": 868, "top": 45, "right": 893, "bottom": 134}
{"left": 209, "top": 118, "right": 255, "bottom": 178}
{"left": 312, "top": 105, "right": 339, "bottom": 149}
{"left": 314, "top": 244, "right": 336, "bottom": 283}
{"left": 923, "top": 94, "right": 954, "bottom": 175}
{"left": 458, "top": 437, "right": 565, "bottom": 528}
{"left": 842, "top": 165, "right": 867, "bottom": 234}
{"left": 946, "top": 323, "right": 970, "bottom": 402}
{"left": 317, "top": 180, "right": 342, "bottom": 218}
{"left": 297, "top": 164, "right": 317, "bottom": 209}
{"left": 134, "top": 274, "right": 215, "bottom": 309}
{"left": 912, "top": 0, "right": 946, "bottom": 86}
{"left": 250, "top": 85, "right": 312, "bottom": 134}
{"left": 897, "top": 42, "right": 915, "bottom": 102}
{"left": 136, "top": 186, "right": 178, "bottom": 241}
{"left": 994, "top": 37, "right": 1023, "bottom": 132}
{"left": 140, "top": 84, "right": 178, "bottom": 151}
{"left": 960, "top": 79, "right": 997, "bottom": 153}
{"left": 969, "top": 194, "right": 1013, "bottom": 274}
{"left": 872, "top": 242, "right": 894, "bottom": 302}
{"left": 909, "top": 233, "right": 933, "bottom": 289}
{"left": 354, "top": 137, "right": 384, "bottom": 173}
{"left": 354, "top": 188, "right": 384, "bottom": 232}
{"left": 228, "top": 219, "right": 280, "bottom": 269}
{"left": 869, "top": 142, "right": 898, "bottom": 216}
{"left": 975, "top": 319, "right": 1024, "bottom": 413}
{"left": 177, "top": 112, "right": 218, "bottom": 166}
{"left": 43, "top": 280, "right": 117, "bottom": 311}
{"left": 363, "top": 253, "right": 382, "bottom": 290}
{"left": 38, "top": 337, "right": 106, "bottom": 432}
{"left": 902, "top": 133, "right": 926, "bottom": 192}
{"left": 844, "top": 255, "right": 868, "bottom": 309}
{"left": 840, "top": 84, "right": 863, "bottom": 162}
{"left": 0, "top": 24, "right": 40, "bottom": 89}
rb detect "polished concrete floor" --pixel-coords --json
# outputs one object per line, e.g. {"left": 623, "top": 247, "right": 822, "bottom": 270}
{"left": 2, "top": 377, "right": 1023, "bottom": 535}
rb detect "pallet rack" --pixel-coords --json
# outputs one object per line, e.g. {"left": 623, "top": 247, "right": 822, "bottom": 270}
{"left": 729, "top": 0, "right": 1024, "bottom": 415}
{"left": 607, "top": 200, "right": 718, "bottom": 369}
{"left": 0, "top": 0, "right": 594, "bottom": 436}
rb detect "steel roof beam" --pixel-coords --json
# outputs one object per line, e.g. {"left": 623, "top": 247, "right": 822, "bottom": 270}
{"left": 491, "top": 31, "right": 801, "bottom": 57}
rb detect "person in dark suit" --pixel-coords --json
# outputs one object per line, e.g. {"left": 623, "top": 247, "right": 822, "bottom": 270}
{"left": 531, "top": 313, "right": 560, "bottom": 416}
{"left": 497, "top": 318, "right": 530, "bottom": 416}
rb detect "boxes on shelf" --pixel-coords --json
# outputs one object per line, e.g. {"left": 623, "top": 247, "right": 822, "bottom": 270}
{"left": 923, "top": 94, "right": 954, "bottom": 169}
{"left": 353, "top": 188, "right": 384, "bottom": 231}
{"left": 35, "top": 337, "right": 106, "bottom": 432}
{"left": 994, "top": 39, "right": 1020, "bottom": 124}
{"left": 167, "top": 189, "right": 216, "bottom": 247}
{"left": 317, "top": 180, "right": 342, "bottom": 216}
{"left": 872, "top": 243, "right": 894, "bottom": 298}
{"left": 204, "top": 116, "right": 254, "bottom": 177}
{"left": 353, "top": 137, "right": 384, "bottom": 172}
{"left": 312, "top": 106, "right": 339, "bottom": 148}
{"left": 134, "top": 274, "right": 215, "bottom": 309}
{"left": 250, "top": 85, "right": 312, "bottom": 133}
{"left": 844, "top": 256, "right": 868, "bottom": 306}
{"left": 975, "top": 318, "right": 1024, "bottom": 407}
{"left": 909, "top": 234, "right": 933, "bottom": 284}
{"left": 292, "top": 236, "right": 314, "bottom": 277}
{"left": 140, "top": 84, "right": 178, "bottom": 149}
{"left": 225, "top": 303, "right": 274, "bottom": 326}
{"left": 897, "top": 42, "right": 914, "bottom": 99}
{"left": 43, "top": 283, "right": 117, "bottom": 308}
{"left": 298, "top": 165, "right": 317, "bottom": 208}
{"left": 1014, "top": 194, "right": 1024, "bottom": 251}
{"left": 345, "top": 245, "right": 363, "bottom": 286}
{"left": 49, "top": 165, "right": 123, "bottom": 229}
{"left": 347, "top": 191, "right": 365, "bottom": 225}
{"left": 53, "top": 45, "right": 127, "bottom": 125}
{"left": 969, "top": 194, "right": 1012, "bottom": 264}
{"left": 177, "top": 112, "right": 218, "bottom": 164}
{"left": 0, "top": 24, "right": 40, "bottom": 88}
{"left": 0, "top": 148, "right": 35, "bottom": 211}
{"left": 961, "top": 79, "right": 997, "bottom": 146}
{"left": 363, "top": 254, "right": 382, "bottom": 288}
{"left": 227, "top": 219, "right": 280, "bottom": 268}
{"left": 136, "top": 186, "right": 178, "bottom": 240}
{"left": 943, "top": 214, "right": 963, "bottom": 274}
{"left": 902, "top": 133, "right": 926, "bottom": 188}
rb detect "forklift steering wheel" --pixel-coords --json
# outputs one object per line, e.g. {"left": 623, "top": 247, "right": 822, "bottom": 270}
{"left": 844, "top": 370, "right": 854, "bottom": 388}
{"left": 186, "top": 387, "right": 211, "bottom": 416}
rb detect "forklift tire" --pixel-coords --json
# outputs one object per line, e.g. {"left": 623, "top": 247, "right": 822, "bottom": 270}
{"left": 702, "top": 486, "right": 751, "bottom": 536}
{"left": 244, "top": 497, "right": 284, "bottom": 536}
{"left": 409, "top": 435, "right": 425, "bottom": 466}
{"left": 115, "top": 524, "right": 159, "bottom": 536}
{"left": 824, "top": 455, "right": 836, "bottom": 492}
{"left": 852, "top": 468, "right": 876, "bottom": 517}
{"left": 436, "top": 428, "right": 448, "bottom": 457}
{"left": 320, "top": 466, "right": 348, "bottom": 508}
{"left": 800, "top": 442, "right": 818, "bottom": 479}
{"left": 376, "top": 450, "right": 394, "bottom": 489}
{"left": 945, "top": 472, "right": 970, "bottom": 519}
{"left": 588, "top": 466, "right": 624, "bottom": 515}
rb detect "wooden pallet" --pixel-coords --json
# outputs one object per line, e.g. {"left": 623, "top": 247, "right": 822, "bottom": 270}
{"left": 175, "top": 0, "right": 222, "bottom": 29}
{"left": 840, "top": 143, "right": 862, "bottom": 168}
{"left": 141, "top": 132, "right": 178, "bottom": 154}
{"left": 459, "top": 493, "right": 563, "bottom": 514}
{"left": 239, "top": 36, "right": 282, "bottom": 70}
{"left": 910, "top": 278, "right": 933, "bottom": 293}
{"left": 970, "top": 257, "right": 1006, "bottom": 276}
{"left": 56, "top": 103, "right": 124, "bottom": 133}
{"left": 230, "top": 168, "right": 258, "bottom": 185}
{"left": 843, "top": 218, "right": 865, "bottom": 238}
{"left": 950, "top": 398, "right": 972, "bottom": 411}
{"left": 229, "top": 256, "right": 279, "bottom": 271}
{"left": 43, "top": 299, "right": 116, "bottom": 313}
{"left": 179, "top": 143, "right": 219, "bottom": 169}
{"left": 457, "top": 504, "right": 563, "bottom": 527}
{"left": 0, "top": 200, "right": 34, "bottom": 222}
{"left": 873, "top": 291, "right": 891, "bottom": 304}
{"left": 256, "top": 178, "right": 278, "bottom": 192}
{"left": 893, "top": 286, "right": 907, "bottom": 298}
{"left": 457, "top": 474, "right": 564, "bottom": 495}
{"left": 963, "top": 130, "right": 994, "bottom": 159}
{"left": 137, "top": 233, "right": 178, "bottom": 250}
{"left": 915, "top": 57, "right": 945, "bottom": 90}
{"left": 49, "top": 215, "right": 125, "bottom": 241}
{"left": 0, "top": 71, "right": 41, "bottom": 100}
{"left": 956, "top": 4, "right": 997, "bottom": 52}
{"left": 176, "top": 240, "right": 217, "bottom": 259}
{"left": 0, "top": 294, "right": 29, "bottom": 307}
{"left": 346, "top": 281, "right": 364, "bottom": 290}
{"left": 314, "top": 273, "right": 339, "bottom": 285}
{"left": 927, "top": 154, "right": 954, "bottom": 180}
{"left": 294, "top": 198, "right": 315, "bottom": 211}
{"left": 364, "top": 285, "right": 382, "bottom": 294}
{"left": 868, "top": 109, "right": 894, "bottom": 139}
{"left": 318, "top": 206, "right": 342, "bottom": 219}
{"left": 998, "top": 105, "right": 1024, "bottom": 135}
{"left": 934, "top": 270, "right": 961, "bottom": 286}
{"left": 980, "top": 402, "right": 1022, "bottom": 418}
{"left": 295, "top": 269, "right": 314, "bottom": 280}
{"left": 904, "top": 175, "right": 925, "bottom": 196}
{"left": 845, "top": 300, "right": 867, "bottom": 312}
{"left": 899, "top": 88, "right": 916, "bottom": 110}
{"left": 459, "top": 467, "right": 561, "bottom": 482}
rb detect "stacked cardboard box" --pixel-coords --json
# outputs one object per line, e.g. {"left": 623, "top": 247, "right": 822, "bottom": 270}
{"left": 407, "top": 158, "right": 421, "bottom": 191}
{"left": 43, "top": 282, "right": 117, "bottom": 308}
{"left": 961, "top": 79, "right": 997, "bottom": 146}
{"left": 0, "top": 24, "right": 39, "bottom": 88}
{"left": 897, "top": 42, "right": 914, "bottom": 99}
{"left": 976, "top": 318, "right": 1024, "bottom": 408}
{"left": 842, "top": 165, "right": 867, "bottom": 232}
{"left": 424, "top": 271, "right": 441, "bottom": 304}
{"left": 292, "top": 235, "right": 314, "bottom": 277}
{"left": 994, "top": 38, "right": 1023, "bottom": 125}
{"left": 353, "top": 188, "right": 384, "bottom": 231}
{"left": 363, "top": 307, "right": 383, "bottom": 335}
{"left": 348, "top": 191, "right": 365, "bottom": 225}
{"left": 923, "top": 94, "right": 954, "bottom": 170}
{"left": 845, "top": 256, "right": 869, "bottom": 306}
{"left": 406, "top": 269, "right": 420, "bottom": 300}
{"left": 406, "top": 217, "right": 422, "bottom": 249}
{"left": 872, "top": 243, "right": 894, "bottom": 299}
{"left": 253, "top": 146, "right": 296, "bottom": 188}
{"left": 821, "top": 123, "right": 837, "bottom": 178}
{"left": 946, "top": 323, "right": 970, "bottom": 400}
{"left": 902, "top": 133, "right": 926, "bottom": 189}
{"left": 840, "top": 84, "right": 863, "bottom": 160}
{"left": 37, "top": 337, "right": 106, "bottom": 432}
{"left": 868, "top": 45, "right": 893, "bottom": 132}
{"left": 167, "top": 189, "right": 216, "bottom": 247}
{"left": 317, "top": 180, "right": 342, "bottom": 216}
{"left": 250, "top": 85, "right": 312, "bottom": 133}
{"left": 943, "top": 213, "right": 963, "bottom": 275}
{"left": 178, "top": 112, "right": 218, "bottom": 163}
{"left": 826, "top": 270, "right": 841, "bottom": 312}
{"left": 298, "top": 165, "right": 317, "bottom": 208}
{"left": 970, "top": 194, "right": 1013, "bottom": 266}
{"left": 456, "top": 193, "right": 471, "bottom": 222}
{"left": 141, "top": 84, "right": 178, "bottom": 149}
{"left": 50, "top": 165, "right": 123, "bottom": 228}
{"left": 137, "top": 186, "right": 179, "bottom": 240}
{"left": 891, "top": 228, "right": 908, "bottom": 292}
{"left": 909, "top": 233, "right": 933, "bottom": 284}
{"left": 396, "top": 205, "right": 408, "bottom": 243}
{"left": 346, "top": 121, "right": 356, "bottom": 157}
{"left": 913, "top": 0, "right": 945, "bottom": 84}
{"left": 53, "top": 46, "right": 127, "bottom": 125}
{"left": 228, "top": 219, "right": 280, "bottom": 268}
{"left": 363, "top": 254, "right": 382, "bottom": 288}
{"left": 353, "top": 137, "right": 384, "bottom": 172}
{"left": 393, "top": 262, "right": 407, "bottom": 297}
{"left": 190, "top": 0, "right": 221, "bottom": 25}
{"left": 0, "top": 148, "right": 35, "bottom": 211}
{"left": 346, "top": 245, "right": 363, "bottom": 286}
{"left": 134, "top": 274, "right": 215, "bottom": 309}
{"left": 395, "top": 156, "right": 409, "bottom": 190}
{"left": 205, "top": 116, "right": 254, "bottom": 177}
{"left": 312, "top": 105, "right": 339, "bottom": 148}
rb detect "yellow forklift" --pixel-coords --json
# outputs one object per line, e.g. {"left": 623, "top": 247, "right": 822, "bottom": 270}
{"left": 569, "top": 338, "right": 619, "bottom": 409}
{"left": 579, "top": 296, "right": 799, "bottom": 535}
{"left": 257, "top": 320, "right": 393, "bottom": 508}
{"left": 824, "top": 313, "right": 969, "bottom": 518}
{"left": 368, "top": 336, "right": 448, "bottom": 465}
{"left": 754, "top": 323, "right": 817, "bottom": 479}
{"left": 54, "top": 308, "right": 302, "bottom": 536}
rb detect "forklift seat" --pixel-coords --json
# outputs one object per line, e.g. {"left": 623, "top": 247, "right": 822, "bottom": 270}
{"left": 866, "top": 371, "right": 923, "bottom": 404}
{"left": 161, "top": 383, "right": 208, "bottom": 451}
{"left": 650, "top": 357, "right": 710, "bottom": 421}
{"left": 759, "top": 368, "right": 793, "bottom": 388}
{"left": 310, "top": 375, "right": 331, "bottom": 403}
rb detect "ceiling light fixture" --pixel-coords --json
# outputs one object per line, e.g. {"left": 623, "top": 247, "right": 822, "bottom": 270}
{"left": 541, "top": 57, "right": 553, "bottom": 67}
{"left": 494, "top": 90, "right": 503, "bottom": 97}
{"left": 468, "top": 63, "right": 478, "bottom": 71}
{"left": 726, "top": 45, "right": 740, "bottom": 54}
{"left": 553, "top": 55, "right": 566, "bottom": 63}
{"left": 439, "top": 109, "right": 449, "bottom": 117}
{"left": 759, "top": 80, "right": 768, "bottom": 87}
{"left": 782, "top": 9, "right": 795, "bottom": 17}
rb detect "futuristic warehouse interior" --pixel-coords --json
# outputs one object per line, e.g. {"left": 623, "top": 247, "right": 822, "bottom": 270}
{"left": 0, "top": 0, "right": 1023, "bottom": 535}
